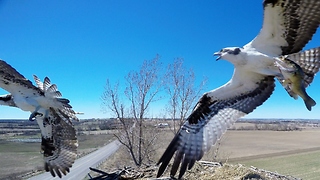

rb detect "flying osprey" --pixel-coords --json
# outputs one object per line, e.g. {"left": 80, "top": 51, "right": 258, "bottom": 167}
{"left": 0, "top": 60, "right": 79, "bottom": 177}
{"left": 157, "top": 0, "right": 320, "bottom": 179}
{"left": 36, "top": 107, "right": 78, "bottom": 178}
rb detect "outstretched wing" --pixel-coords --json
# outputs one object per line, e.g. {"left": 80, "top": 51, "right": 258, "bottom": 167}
{"left": 0, "top": 60, "right": 79, "bottom": 178}
{"left": 0, "top": 60, "right": 40, "bottom": 94}
{"left": 245, "top": 0, "right": 320, "bottom": 56}
{"left": 0, "top": 60, "right": 79, "bottom": 121}
{"left": 36, "top": 107, "right": 78, "bottom": 178}
{"left": 0, "top": 94, "right": 16, "bottom": 107}
{"left": 157, "top": 69, "right": 275, "bottom": 179}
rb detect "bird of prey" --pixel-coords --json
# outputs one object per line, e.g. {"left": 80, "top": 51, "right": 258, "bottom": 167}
{"left": 0, "top": 60, "right": 78, "bottom": 122}
{"left": 157, "top": 0, "right": 320, "bottom": 179}
{"left": 36, "top": 107, "right": 78, "bottom": 178}
{"left": 0, "top": 60, "right": 79, "bottom": 177}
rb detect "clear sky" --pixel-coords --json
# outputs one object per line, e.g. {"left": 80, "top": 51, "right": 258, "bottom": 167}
{"left": 0, "top": 0, "right": 319, "bottom": 120}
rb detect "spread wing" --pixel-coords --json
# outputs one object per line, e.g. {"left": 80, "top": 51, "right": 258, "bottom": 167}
{"left": 0, "top": 60, "right": 79, "bottom": 178}
{"left": 0, "top": 60, "right": 40, "bottom": 94}
{"left": 0, "top": 94, "right": 16, "bottom": 107}
{"left": 37, "top": 107, "right": 78, "bottom": 178}
{"left": 245, "top": 0, "right": 320, "bottom": 56}
{"left": 157, "top": 69, "right": 275, "bottom": 179}
{"left": 0, "top": 60, "right": 79, "bottom": 121}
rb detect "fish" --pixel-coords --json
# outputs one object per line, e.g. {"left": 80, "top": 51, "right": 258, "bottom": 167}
{"left": 274, "top": 57, "right": 316, "bottom": 111}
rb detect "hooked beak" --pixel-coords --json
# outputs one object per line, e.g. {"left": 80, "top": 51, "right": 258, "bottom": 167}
{"left": 213, "top": 52, "right": 221, "bottom": 61}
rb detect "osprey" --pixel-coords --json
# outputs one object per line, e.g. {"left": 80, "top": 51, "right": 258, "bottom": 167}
{"left": 36, "top": 107, "right": 78, "bottom": 178}
{"left": 157, "top": 0, "right": 320, "bottom": 179}
{"left": 0, "top": 60, "right": 79, "bottom": 177}
{"left": 0, "top": 60, "right": 78, "bottom": 121}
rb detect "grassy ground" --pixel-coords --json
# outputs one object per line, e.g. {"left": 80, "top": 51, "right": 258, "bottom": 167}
{"left": 205, "top": 129, "right": 320, "bottom": 179}
{"left": 2, "top": 122, "right": 320, "bottom": 179}
{"left": 95, "top": 127, "right": 320, "bottom": 179}
{"left": 238, "top": 150, "right": 320, "bottom": 180}
{"left": 0, "top": 133, "right": 115, "bottom": 179}
{"left": 210, "top": 129, "right": 320, "bottom": 161}
{"left": 0, "top": 140, "right": 42, "bottom": 179}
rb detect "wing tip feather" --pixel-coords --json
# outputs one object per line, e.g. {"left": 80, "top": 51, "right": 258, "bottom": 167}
{"left": 157, "top": 134, "right": 181, "bottom": 177}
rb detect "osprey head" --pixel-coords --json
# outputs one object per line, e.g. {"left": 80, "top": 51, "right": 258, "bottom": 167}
{"left": 213, "top": 47, "right": 243, "bottom": 65}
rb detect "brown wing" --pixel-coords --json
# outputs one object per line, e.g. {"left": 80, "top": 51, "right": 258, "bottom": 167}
{"left": 39, "top": 108, "right": 78, "bottom": 178}
{"left": 157, "top": 75, "right": 275, "bottom": 179}
{"left": 246, "top": 0, "right": 320, "bottom": 56}
{"left": 0, "top": 60, "right": 39, "bottom": 93}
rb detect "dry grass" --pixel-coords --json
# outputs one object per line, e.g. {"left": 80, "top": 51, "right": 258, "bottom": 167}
{"left": 238, "top": 150, "right": 320, "bottom": 179}
{"left": 0, "top": 140, "right": 43, "bottom": 179}
{"left": 89, "top": 160, "right": 300, "bottom": 180}
{"left": 0, "top": 133, "right": 116, "bottom": 179}
{"left": 206, "top": 128, "right": 320, "bottom": 162}
{"left": 182, "top": 162, "right": 299, "bottom": 180}
{"left": 94, "top": 126, "right": 320, "bottom": 179}
{"left": 2, "top": 121, "right": 320, "bottom": 179}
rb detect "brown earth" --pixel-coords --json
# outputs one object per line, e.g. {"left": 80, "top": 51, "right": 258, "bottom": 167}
{"left": 92, "top": 127, "right": 320, "bottom": 180}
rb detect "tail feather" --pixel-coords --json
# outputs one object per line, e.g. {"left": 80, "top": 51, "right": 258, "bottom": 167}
{"left": 57, "top": 98, "right": 71, "bottom": 108}
{"left": 304, "top": 96, "right": 316, "bottom": 111}
{"left": 33, "top": 75, "right": 43, "bottom": 89}
{"left": 54, "top": 91, "right": 62, "bottom": 97}
{"left": 43, "top": 77, "right": 51, "bottom": 90}
{"left": 47, "top": 84, "right": 58, "bottom": 94}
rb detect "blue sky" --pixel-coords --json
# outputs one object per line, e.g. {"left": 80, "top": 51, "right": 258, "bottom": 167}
{"left": 0, "top": 0, "right": 319, "bottom": 120}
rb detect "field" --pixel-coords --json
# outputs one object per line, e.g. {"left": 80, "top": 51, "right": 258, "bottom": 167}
{"left": 0, "top": 134, "right": 117, "bottom": 179}
{"left": 0, "top": 140, "right": 42, "bottom": 179}
{"left": 0, "top": 120, "right": 117, "bottom": 179}
{"left": 1, "top": 120, "right": 320, "bottom": 179}
{"left": 239, "top": 151, "right": 320, "bottom": 179}
{"left": 212, "top": 129, "right": 320, "bottom": 179}
{"left": 98, "top": 122, "right": 320, "bottom": 180}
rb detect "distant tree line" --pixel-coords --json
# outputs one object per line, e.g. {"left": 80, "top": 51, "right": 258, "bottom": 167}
{"left": 229, "top": 123, "right": 302, "bottom": 131}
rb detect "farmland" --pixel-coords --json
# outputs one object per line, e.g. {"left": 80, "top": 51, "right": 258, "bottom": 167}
{"left": 211, "top": 129, "right": 320, "bottom": 179}
{"left": 98, "top": 120, "right": 320, "bottom": 180}
{"left": 1, "top": 119, "right": 320, "bottom": 179}
{"left": 0, "top": 119, "right": 117, "bottom": 179}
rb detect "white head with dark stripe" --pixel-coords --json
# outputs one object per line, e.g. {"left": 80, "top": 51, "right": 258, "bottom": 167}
{"left": 214, "top": 47, "right": 245, "bottom": 66}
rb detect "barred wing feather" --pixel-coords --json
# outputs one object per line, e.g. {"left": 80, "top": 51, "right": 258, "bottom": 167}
{"left": 157, "top": 74, "right": 275, "bottom": 178}
{"left": 39, "top": 108, "right": 78, "bottom": 178}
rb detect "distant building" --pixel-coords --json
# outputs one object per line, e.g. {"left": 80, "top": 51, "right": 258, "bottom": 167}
{"left": 156, "top": 123, "right": 169, "bottom": 128}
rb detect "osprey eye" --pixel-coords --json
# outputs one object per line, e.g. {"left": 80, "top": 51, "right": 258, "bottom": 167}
{"left": 233, "top": 48, "right": 241, "bottom": 55}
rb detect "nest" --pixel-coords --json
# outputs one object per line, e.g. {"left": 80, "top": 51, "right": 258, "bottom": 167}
{"left": 88, "top": 161, "right": 301, "bottom": 180}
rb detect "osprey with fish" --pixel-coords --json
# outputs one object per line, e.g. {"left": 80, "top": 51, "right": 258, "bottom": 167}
{"left": 157, "top": 0, "right": 320, "bottom": 179}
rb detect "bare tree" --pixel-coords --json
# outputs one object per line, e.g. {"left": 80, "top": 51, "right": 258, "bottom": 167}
{"left": 165, "top": 58, "right": 207, "bottom": 133}
{"left": 101, "top": 55, "right": 162, "bottom": 166}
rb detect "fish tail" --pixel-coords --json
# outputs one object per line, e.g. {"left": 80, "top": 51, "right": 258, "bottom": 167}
{"left": 303, "top": 95, "right": 316, "bottom": 111}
